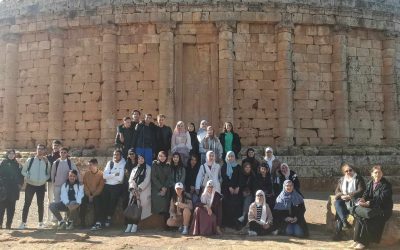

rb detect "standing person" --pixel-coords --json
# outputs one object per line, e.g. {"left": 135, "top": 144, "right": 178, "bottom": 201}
{"left": 195, "top": 151, "right": 222, "bottom": 195}
{"left": 274, "top": 180, "right": 309, "bottom": 238}
{"left": 0, "top": 150, "right": 24, "bottom": 229}
{"left": 166, "top": 182, "right": 193, "bottom": 235}
{"left": 51, "top": 148, "right": 80, "bottom": 205}
{"left": 133, "top": 113, "right": 157, "bottom": 166}
{"left": 351, "top": 165, "right": 393, "bottom": 250}
{"left": 115, "top": 117, "right": 135, "bottom": 159}
{"left": 187, "top": 123, "right": 200, "bottom": 160}
{"left": 151, "top": 151, "right": 171, "bottom": 217}
{"left": 247, "top": 190, "right": 274, "bottom": 236}
{"left": 46, "top": 140, "right": 61, "bottom": 225}
{"left": 125, "top": 154, "right": 152, "bottom": 233}
{"left": 242, "top": 148, "right": 260, "bottom": 174}
{"left": 131, "top": 109, "right": 141, "bottom": 128}
{"left": 279, "top": 163, "right": 301, "bottom": 195}
{"left": 221, "top": 151, "right": 241, "bottom": 229}
{"left": 122, "top": 148, "right": 137, "bottom": 228}
{"left": 255, "top": 162, "right": 275, "bottom": 209}
{"left": 49, "top": 170, "right": 83, "bottom": 230}
{"left": 169, "top": 152, "right": 186, "bottom": 190}
{"left": 190, "top": 180, "right": 223, "bottom": 235}
{"left": 197, "top": 120, "right": 208, "bottom": 144}
{"left": 20, "top": 144, "right": 50, "bottom": 229}
{"left": 237, "top": 162, "right": 256, "bottom": 227}
{"left": 218, "top": 122, "right": 241, "bottom": 160}
{"left": 332, "top": 164, "right": 365, "bottom": 241}
{"left": 185, "top": 154, "right": 200, "bottom": 199}
{"left": 102, "top": 149, "right": 126, "bottom": 227}
{"left": 171, "top": 121, "right": 192, "bottom": 166}
{"left": 156, "top": 114, "right": 173, "bottom": 155}
{"left": 271, "top": 159, "right": 283, "bottom": 195}
{"left": 199, "top": 126, "right": 223, "bottom": 164}
{"left": 264, "top": 147, "right": 276, "bottom": 172}
{"left": 80, "top": 159, "right": 105, "bottom": 230}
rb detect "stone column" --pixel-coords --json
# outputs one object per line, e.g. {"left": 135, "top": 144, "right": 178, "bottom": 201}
{"left": 2, "top": 34, "right": 20, "bottom": 149}
{"left": 100, "top": 25, "right": 118, "bottom": 149}
{"left": 157, "top": 22, "right": 175, "bottom": 127}
{"left": 332, "top": 32, "right": 350, "bottom": 144}
{"left": 382, "top": 32, "right": 400, "bottom": 144}
{"left": 217, "top": 21, "right": 235, "bottom": 128}
{"left": 275, "top": 23, "right": 294, "bottom": 147}
{"left": 48, "top": 28, "right": 65, "bottom": 143}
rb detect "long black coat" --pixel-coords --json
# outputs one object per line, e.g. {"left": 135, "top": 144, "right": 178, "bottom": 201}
{"left": 354, "top": 177, "right": 393, "bottom": 245}
{"left": 0, "top": 159, "right": 24, "bottom": 200}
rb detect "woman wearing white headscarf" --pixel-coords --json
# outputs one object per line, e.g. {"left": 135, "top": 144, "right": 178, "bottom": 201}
{"left": 221, "top": 151, "right": 241, "bottom": 228}
{"left": 190, "top": 180, "right": 222, "bottom": 235}
{"left": 171, "top": 121, "right": 192, "bottom": 166}
{"left": 248, "top": 190, "right": 274, "bottom": 236}
{"left": 279, "top": 163, "right": 301, "bottom": 194}
{"left": 264, "top": 147, "right": 276, "bottom": 171}
{"left": 197, "top": 120, "right": 208, "bottom": 143}
{"left": 195, "top": 151, "right": 222, "bottom": 194}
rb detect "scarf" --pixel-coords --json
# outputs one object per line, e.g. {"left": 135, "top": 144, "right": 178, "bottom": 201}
{"left": 274, "top": 180, "right": 304, "bottom": 211}
{"left": 133, "top": 163, "right": 147, "bottom": 186}
{"left": 341, "top": 173, "right": 358, "bottom": 195}
{"left": 264, "top": 147, "right": 275, "bottom": 171}
{"left": 225, "top": 151, "right": 238, "bottom": 180}
{"left": 201, "top": 181, "right": 215, "bottom": 207}
{"left": 280, "top": 163, "right": 291, "bottom": 179}
{"left": 255, "top": 190, "right": 268, "bottom": 223}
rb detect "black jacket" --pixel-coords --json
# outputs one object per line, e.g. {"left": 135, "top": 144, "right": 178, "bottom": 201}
{"left": 133, "top": 122, "right": 157, "bottom": 151}
{"left": 189, "top": 131, "right": 200, "bottom": 157}
{"left": 185, "top": 162, "right": 200, "bottom": 193}
{"left": 255, "top": 173, "right": 273, "bottom": 195}
{"left": 116, "top": 124, "right": 135, "bottom": 151}
{"left": 156, "top": 125, "right": 173, "bottom": 153}
{"left": 219, "top": 132, "right": 241, "bottom": 157}
{"left": 0, "top": 159, "right": 24, "bottom": 200}
{"left": 363, "top": 177, "right": 393, "bottom": 220}
{"left": 279, "top": 170, "right": 301, "bottom": 194}
{"left": 221, "top": 163, "right": 240, "bottom": 195}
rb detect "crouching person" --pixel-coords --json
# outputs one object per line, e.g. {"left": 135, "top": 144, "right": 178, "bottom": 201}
{"left": 49, "top": 170, "right": 83, "bottom": 230}
{"left": 248, "top": 190, "right": 274, "bottom": 236}
{"left": 167, "top": 182, "right": 193, "bottom": 235}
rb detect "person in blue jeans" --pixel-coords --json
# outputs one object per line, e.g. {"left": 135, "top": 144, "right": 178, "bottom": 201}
{"left": 273, "top": 180, "right": 309, "bottom": 238}
{"left": 133, "top": 113, "right": 157, "bottom": 166}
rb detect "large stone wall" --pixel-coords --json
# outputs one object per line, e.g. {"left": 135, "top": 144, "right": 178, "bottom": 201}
{"left": 0, "top": 0, "right": 400, "bottom": 150}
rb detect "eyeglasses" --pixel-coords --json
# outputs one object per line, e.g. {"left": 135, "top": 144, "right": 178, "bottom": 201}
{"left": 345, "top": 169, "right": 353, "bottom": 173}
{"left": 128, "top": 153, "right": 135, "bottom": 155}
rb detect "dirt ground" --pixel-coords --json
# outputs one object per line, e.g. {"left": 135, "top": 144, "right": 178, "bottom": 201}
{"left": 0, "top": 192, "right": 399, "bottom": 250}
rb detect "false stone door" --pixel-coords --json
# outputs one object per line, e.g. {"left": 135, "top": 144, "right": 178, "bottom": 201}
{"left": 174, "top": 41, "right": 219, "bottom": 130}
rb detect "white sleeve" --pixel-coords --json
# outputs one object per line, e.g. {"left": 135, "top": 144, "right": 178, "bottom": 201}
{"left": 186, "top": 132, "right": 192, "bottom": 150}
{"left": 103, "top": 161, "right": 113, "bottom": 180}
{"left": 195, "top": 165, "right": 204, "bottom": 190}
{"left": 60, "top": 184, "right": 69, "bottom": 205}
{"left": 76, "top": 184, "right": 84, "bottom": 204}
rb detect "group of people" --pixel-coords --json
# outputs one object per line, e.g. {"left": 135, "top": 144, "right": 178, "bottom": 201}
{"left": 0, "top": 110, "right": 394, "bottom": 249}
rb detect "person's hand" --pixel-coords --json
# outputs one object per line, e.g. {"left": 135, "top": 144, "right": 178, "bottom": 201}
{"left": 119, "top": 133, "right": 124, "bottom": 143}
{"left": 229, "top": 187, "right": 234, "bottom": 195}
{"left": 359, "top": 200, "right": 370, "bottom": 208}
{"left": 196, "top": 189, "right": 200, "bottom": 195}
{"left": 207, "top": 207, "right": 212, "bottom": 216}
{"left": 115, "top": 172, "right": 120, "bottom": 176}
{"left": 263, "top": 223, "right": 270, "bottom": 229}
{"left": 358, "top": 198, "right": 366, "bottom": 203}
{"left": 89, "top": 196, "right": 94, "bottom": 203}
{"left": 190, "top": 186, "right": 195, "bottom": 193}
{"left": 285, "top": 217, "right": 292, "bottom": 223}
{"left": 291, "top": 217, "right": 298, "bottom": 223}
{"left": 234, "top": 187, "right": 240, "bottom": 195}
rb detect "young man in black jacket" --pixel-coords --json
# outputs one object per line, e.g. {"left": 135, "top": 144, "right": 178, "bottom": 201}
{"left": 133, "top": 113, "right": 157, "bottom": 166}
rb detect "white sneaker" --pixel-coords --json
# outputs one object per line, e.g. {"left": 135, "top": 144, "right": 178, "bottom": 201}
{"left": 125, "top": 224, "right": 133, "bottom": 233}
{"left": 181, "top": 226, "right": 188, "bottom": 235}
{"left": 272, "top": 229, "right": 279, "bottom": 236}
{"left": 349, "top": 241, "right": 358, "bottom": 248}
{"left": 18, "top": 223, "right": 26, "bottom": 230}
{"left": 248, "top": 230, "right": 258, "bottom": 236}
{"left": 38, "top": 222, "right": 45, "bottom": 229}
{"left": 130, "top": 224, "right": 137, "bottom": 233}
{"left": 354, "top": 243, "right": 365, "bottom": 249}
{"left": 238, "top": 216, "right": 244, "bottom": 223}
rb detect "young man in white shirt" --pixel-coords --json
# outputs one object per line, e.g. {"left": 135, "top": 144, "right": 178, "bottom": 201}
{"left": 102, "top": 149, "right": 126, "bottom": 227}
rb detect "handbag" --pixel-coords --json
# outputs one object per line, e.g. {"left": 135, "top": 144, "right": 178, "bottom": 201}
{"left": 123, "top": 196, "right": 142, "bottom": 223}
{"left": 354, "top": 206, "right": 383, "bottom": 219}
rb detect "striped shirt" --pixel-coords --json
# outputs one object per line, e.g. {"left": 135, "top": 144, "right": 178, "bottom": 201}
{"left": 256, "top": 204, "right": 262, "bottom": 221}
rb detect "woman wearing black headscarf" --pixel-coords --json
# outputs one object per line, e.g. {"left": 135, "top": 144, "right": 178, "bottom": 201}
{"left": 187, "top": 122, "right": 200, "bottom": 160}
{"left": 125, "top": 154, "right": 152, "bottom": 233}
{"left": 242, "top": 148, "right": 260, "bottom": 174}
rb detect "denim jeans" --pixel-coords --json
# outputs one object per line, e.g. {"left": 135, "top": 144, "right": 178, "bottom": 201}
{"left": 286, "top": 223, "right": 304, "bottom": 237}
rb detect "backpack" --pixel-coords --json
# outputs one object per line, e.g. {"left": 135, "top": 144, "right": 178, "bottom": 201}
{"left": 27, "top": 157, "right": 49, "bottom": 176}
{"left": 53, "top": 158, "right": 72, "bottom": 181}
